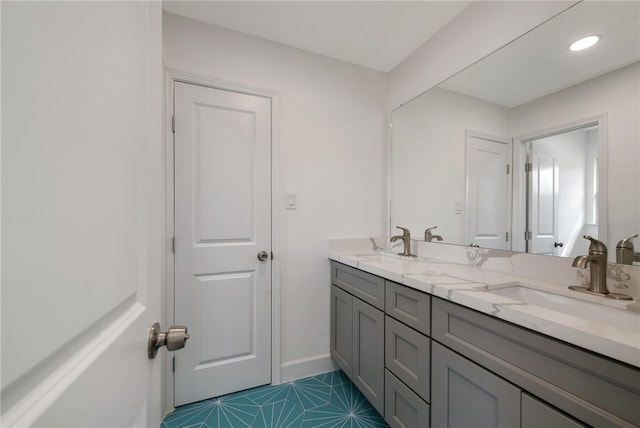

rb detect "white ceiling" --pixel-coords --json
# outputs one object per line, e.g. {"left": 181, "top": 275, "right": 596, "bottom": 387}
{"left": 162, "top": 1, "right": 471, "bottom": 72}
{"left": 439, "top": 1, "right": 640, "bottom": 107}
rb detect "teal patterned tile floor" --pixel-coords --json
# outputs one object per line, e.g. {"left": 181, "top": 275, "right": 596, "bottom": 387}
{"left": 161, "top": 370, "right": 389, "bottom": 428}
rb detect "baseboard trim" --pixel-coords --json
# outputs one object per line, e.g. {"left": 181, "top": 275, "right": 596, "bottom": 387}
{"left": 279, "top": 354, "right": 339, "bottom": 384}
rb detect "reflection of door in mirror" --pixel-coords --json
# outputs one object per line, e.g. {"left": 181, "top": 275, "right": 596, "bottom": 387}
{"left": 525, "top": 125, "right": 598, "bottom": 257}
{"left": 465, "top": 132, "right": 511, "bottom": 250}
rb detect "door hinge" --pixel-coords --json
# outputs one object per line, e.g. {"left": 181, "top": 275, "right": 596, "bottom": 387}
{"left": 524, "top": 231, "right": 532, "bottom": 240}
{"left": 506, "top": 164, "right": 510, "bottom": 174}
{"left": 172, "top": 237, "right": 175, "bottom": 253}
{"left": 172, "top": 116, "right": 175, "bottom": 133}
{"left": 505, "top": 232, "right": 510, "bottom": 242}
{"left": 524, "top": 162, "right": 533, "bottom": 173}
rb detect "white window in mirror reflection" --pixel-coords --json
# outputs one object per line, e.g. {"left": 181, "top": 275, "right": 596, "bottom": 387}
{"left": 526, "top": 125, "right": 598, "bottom": 258}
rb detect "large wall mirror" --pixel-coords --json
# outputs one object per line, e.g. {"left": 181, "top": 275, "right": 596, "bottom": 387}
{"left": 390, "top": 1, "right": 639, "bottom": 262}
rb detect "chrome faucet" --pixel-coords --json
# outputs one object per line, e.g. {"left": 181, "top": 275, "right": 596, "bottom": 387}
{"left": 390, "top": 226, "right": 414, "bottom": 257}
{"left": 616, "top": 234, "right": 640, "bottom": 265}
{"left": 425, "top": 226, "right": 443, "bottom": 242}
{"left": 569, "top": 235, "right": 632, "bottom": 300}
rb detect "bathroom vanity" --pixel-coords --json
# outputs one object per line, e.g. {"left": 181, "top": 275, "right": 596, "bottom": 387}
{"left": 329, "top": 252, "right": 640, "bottom": 428}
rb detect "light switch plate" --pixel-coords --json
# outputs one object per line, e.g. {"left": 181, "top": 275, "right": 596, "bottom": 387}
{"left": 286, "top": 192, "right": 297, "bottom": 210}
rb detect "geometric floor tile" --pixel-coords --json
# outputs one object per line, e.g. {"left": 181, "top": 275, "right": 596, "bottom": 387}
{"left": 161, "top": 370, "right": 389, "bottom": 428}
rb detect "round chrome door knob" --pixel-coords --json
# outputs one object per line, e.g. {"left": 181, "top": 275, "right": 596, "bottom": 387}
{"left": 148, "top": 322, "right": 190, "bottom": 359}
{"left": 257, "top": 251, "right": 269, "bottom": 261}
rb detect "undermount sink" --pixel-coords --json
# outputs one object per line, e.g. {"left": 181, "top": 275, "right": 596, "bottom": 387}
{"left": 487, "top": 285, "right": 639, "bottom": 332}
{"left": 352, "top": 253, "right": 431, "bottom": 279}
{"left": 353, "top": 253, "right": 415, "bottom": 264}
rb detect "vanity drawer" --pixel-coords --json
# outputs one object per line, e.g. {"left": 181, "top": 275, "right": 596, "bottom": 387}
{"left": 330, "top": 261, "right": 385, "bottom": 310}
{"left": 432, "top": 297, "right": 640, "bottom": 428}
{"left": 385, "top": 369, "right": 430, "bottom": 428}
{"left": 385, "top": 280, "right": 430, "bottom": 336}
{"left": 385, "top": 315, "right": 430, "bottom": 402}
{"left": 522, "top": 393, "right": 587, "bottom": 428}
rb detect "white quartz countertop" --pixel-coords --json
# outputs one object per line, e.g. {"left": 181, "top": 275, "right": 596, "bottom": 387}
{"left": 329, "top": 251, "right": 640, "bottom": 368}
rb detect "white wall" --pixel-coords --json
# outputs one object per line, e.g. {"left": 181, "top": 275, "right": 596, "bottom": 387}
{"left": 511, "top": 63, "right": 640, "bottom": 254}
{"left": 388, "top": 1, "right": 577, "bottom": 109}
{"left": 163, "top": 13, "right": 388, "bottom": 379}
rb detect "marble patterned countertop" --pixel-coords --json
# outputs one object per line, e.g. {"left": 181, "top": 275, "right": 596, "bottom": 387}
{"left": 329, "top": 248, "right": 640, "bottom": 369}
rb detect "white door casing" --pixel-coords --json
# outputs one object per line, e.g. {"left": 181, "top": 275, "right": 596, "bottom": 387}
{"left": 2, "top": 2, "right": 164, "bottom": 427}
{"left": 173, "top": 82, "right": 272, "bottom": 406}
{"left": 512, "top": 115, "right": 608, "bottom": 255}
{"left": 466, "top": 132, "right": 512, "bottom": 250}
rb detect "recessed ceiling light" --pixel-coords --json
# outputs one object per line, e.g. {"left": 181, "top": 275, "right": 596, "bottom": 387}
{"left": 569, "top": 35, "right": 601, "bottom": 52}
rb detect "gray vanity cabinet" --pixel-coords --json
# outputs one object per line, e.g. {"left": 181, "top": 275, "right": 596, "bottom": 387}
{"left": 384, "top": 280, "right": 432, "bottom": 428}
{"left": 352, "top": 297, "right": 384, "bottom": 414}
{"left": 432, "top": 342, "right": 585, "bottom": 428}
{"left": 522, "top": 393, "right": 586, "bottom": 428}
{"left": 331, "top": 261, "right": 639, "bottom": 427}
{"left": 330, "top": 261, "right": 385, "bottom": 310}
{"left": 385, "top": 369, "right": 430, "bottom": 428}
{"left": 432, "top": 297, "right": 640, "bottom": 427}
{"left": 385, "top": 280, "right": 430, "bottom": 335}
{"left": 384, "top": 316, "right": 430, "bottom": 401}
{"left": 330, "top": 285, "right": 352, "bottom": 375}
{"left": 330, "top": 262, "right": 385, "bottom": 415}
{"left": 432, "top": 341, "right": 520, "bottom": 428}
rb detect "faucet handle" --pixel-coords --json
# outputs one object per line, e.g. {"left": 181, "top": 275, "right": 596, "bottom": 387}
{"left": 395, "top": 226, "right": 410, "bottom": 236}
{"left": 617, "top": 234, "right": 638, "bottom": 250}
{"left": 583, "top": 235, "right": 607, "bottom": 254}
{"left": 425, "top": 226, "right": 438, "bottom": 232}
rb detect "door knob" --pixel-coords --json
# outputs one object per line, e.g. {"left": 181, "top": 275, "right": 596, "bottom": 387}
{"left": 554, "top": 241, "right": 564, "bottom": 248}
{"left": 257, "top": 250, "right": 269, "bottom": 261}
{"left": 148, "top": 322, "right": 189, "bottom": 359}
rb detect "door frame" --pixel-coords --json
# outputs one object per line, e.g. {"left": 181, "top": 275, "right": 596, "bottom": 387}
{"left": 511, "top": 114, "right": 608, "bottom": 253}
{"left": 163, "top": 68, "right": 281, "bottom": 411}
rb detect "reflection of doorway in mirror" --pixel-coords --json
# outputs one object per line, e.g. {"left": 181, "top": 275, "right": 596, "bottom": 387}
{"left": 525, "top": 124, "right": 599, "bottom": 257}
{"left": 465, "top": 131, "right": 512, "bottom": 250}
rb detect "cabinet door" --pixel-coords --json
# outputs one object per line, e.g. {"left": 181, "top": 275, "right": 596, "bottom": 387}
{"left": 353, "top": 298, "right": 385, "bottom": 415}
{"left": 330, "top": 285, "right": 353, "bottom": 377}
{"left": 522, "top": 393, "right": 586, "bottom": 428}
{"left": 385, "top": 369, "right": 430, "bottom": 428}
{"left": 432, "top": 342, "right": 520, "bottom": 428}
{"left": 385, "top": 315, "right": 430, "bottom": 402}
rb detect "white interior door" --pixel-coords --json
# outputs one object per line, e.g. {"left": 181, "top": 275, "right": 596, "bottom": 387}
{"left": 2, "top": 2, "right": 164, "bottom": 426}
{"left": 528, "top": 143, "right": 560, "bottom": 255}
{"left": 466, "top": 133, "right": 511, "bottom": 250}
{"left": 173, "top": 82, "right": 272, "bottom": 406}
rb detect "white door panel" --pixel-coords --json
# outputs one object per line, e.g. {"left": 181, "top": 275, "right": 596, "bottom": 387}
{"left": 529, "top": 143, "right": 560, "bottom": 255}
{"left": 466, "top": 133, "right": 511, "bottom": 250}
{"left": 174, "top": 83, "right": 272, "bottom": 406}
{"left": 2, "top": 2, "right": 163, "bottom": 426}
